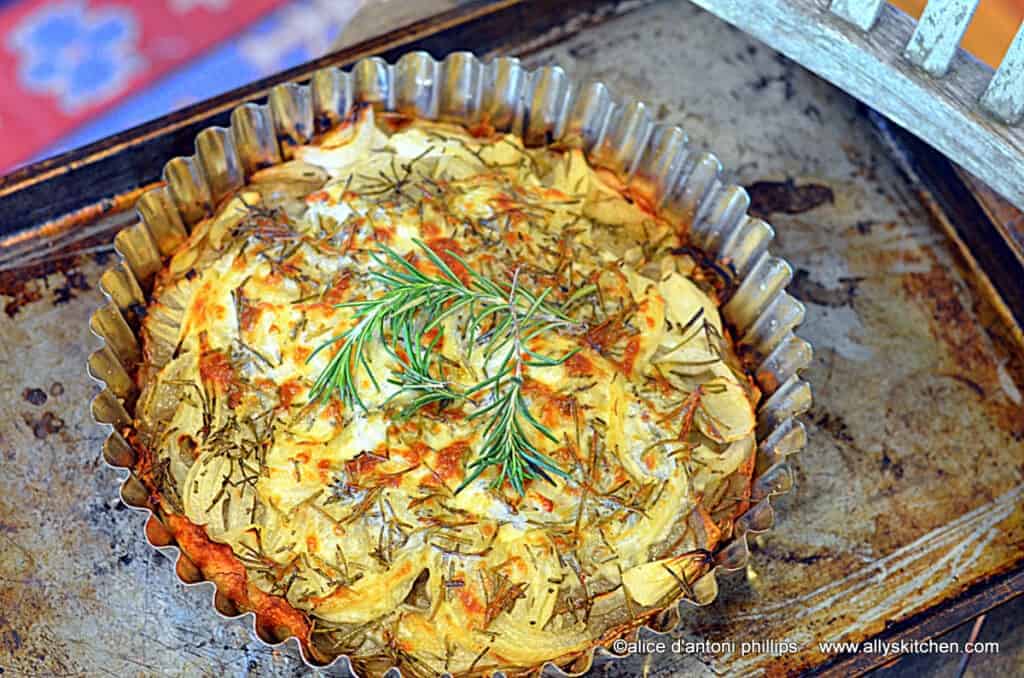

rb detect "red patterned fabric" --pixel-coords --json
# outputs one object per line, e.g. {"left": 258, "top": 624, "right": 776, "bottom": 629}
{"left": 0, "top": 0, "right": 289, "bottom": 170}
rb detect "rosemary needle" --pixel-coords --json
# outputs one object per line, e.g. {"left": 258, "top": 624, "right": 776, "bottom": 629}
{"left": 308, "top": 239, "right": 585, "bottom": 494}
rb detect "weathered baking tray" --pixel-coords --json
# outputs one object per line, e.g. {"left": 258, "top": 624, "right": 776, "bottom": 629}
{"left": 0, "top": 0, "right": 1022, "bottom": 676}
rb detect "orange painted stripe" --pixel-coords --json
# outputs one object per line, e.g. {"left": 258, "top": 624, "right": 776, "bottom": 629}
{"left": 891, "top": 0, "right": 1024, "bottom": 68}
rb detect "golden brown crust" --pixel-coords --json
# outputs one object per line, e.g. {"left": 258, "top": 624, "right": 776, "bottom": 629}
{"left": 166, "top": 514, "right": 312, "bottom": 642}
{"left": 128, "top": 427, "right": 318, "bottom": 658}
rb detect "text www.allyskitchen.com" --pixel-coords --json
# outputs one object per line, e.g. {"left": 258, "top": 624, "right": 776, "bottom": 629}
{"left": 610, "top": 637, "right": 999, "bottom": 657}
{"left": 818, "top": 638, "right": 1000, "bottom": 656}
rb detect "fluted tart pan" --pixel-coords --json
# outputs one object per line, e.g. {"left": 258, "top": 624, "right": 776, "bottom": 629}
{"left": 88, "top": 52, "right": 813, "bottom": 676}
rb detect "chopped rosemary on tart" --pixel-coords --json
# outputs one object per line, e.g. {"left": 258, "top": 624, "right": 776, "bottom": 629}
{"left": 132, "top": 104, "right": 760, "bottom": 675}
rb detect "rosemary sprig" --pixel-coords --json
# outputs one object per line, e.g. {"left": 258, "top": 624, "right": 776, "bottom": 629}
{"left": 382, "top": 318, "right": 461, "bottom": 420}
{"left": 308, "top": 239, "right": 591, "bottom": 493}
{"left": 460, "top": 374, "right": 564, "bottom": 494}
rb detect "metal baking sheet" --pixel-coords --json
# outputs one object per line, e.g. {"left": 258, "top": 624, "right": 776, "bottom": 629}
{"left": 1, "top": 1, "right": 1021, "bottom": 676}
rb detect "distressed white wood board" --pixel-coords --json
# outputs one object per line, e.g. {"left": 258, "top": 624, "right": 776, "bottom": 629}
{"left": 687, "top": 0, "right": 1024, "bottom": 212}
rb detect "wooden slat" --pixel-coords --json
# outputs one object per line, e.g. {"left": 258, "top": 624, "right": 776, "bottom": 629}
{"left": 829, "top": 0, "right": 887, "bottom": 31}
{"left": 687, "top": 0, "right": 1024, "bottom": 211}
{"left": 980, "top": 20, "right": 1024, "bottom": 124}
{"left": 903, "top": 0, "right": 981, "bottom": 76}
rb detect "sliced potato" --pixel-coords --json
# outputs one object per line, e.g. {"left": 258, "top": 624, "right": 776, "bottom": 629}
{"left": 249, "top": 161, "right": 329, "bottom": 208}
{"left": 696, "top": 376, "right": 756, "bottom": 443}
{"left": 315, "top": 549, "right": 434, "bottom": 624}
{"left": 207, "top": 197, "right": 250, "bottom": 250}
{"left": 624, "top": 270, "right": 666, "bottom": 376}
{"left": 659, "top": 271, "right": 723, "bottom": 335}
{"left": 183, "top": 451, "right": 259, "bottom": 538}
{"left": 296, "top": 107, "right": 387, "bottom": 174}
{"left": 622, "top": 554, "right": 705, "bottom": 607}
{"left": 689, "top": 436, "right": 755, "bottom": 496}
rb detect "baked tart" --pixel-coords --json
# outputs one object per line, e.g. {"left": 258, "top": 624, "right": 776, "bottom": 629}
{"left": 96, "top": 56, "right": 812, "bottom": 676}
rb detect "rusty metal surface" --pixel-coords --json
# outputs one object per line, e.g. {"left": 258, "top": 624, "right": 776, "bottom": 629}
{"left": 0, "top": 1, "right": 1022, "bottom": 676}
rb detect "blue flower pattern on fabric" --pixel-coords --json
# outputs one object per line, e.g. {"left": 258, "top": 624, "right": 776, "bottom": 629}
{"left": 8, "top": 1, "right": 143, "bottom": 113}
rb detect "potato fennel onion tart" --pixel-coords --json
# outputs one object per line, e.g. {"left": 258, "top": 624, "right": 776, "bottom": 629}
{"left": 132, "top": 104, "right": 760, "bottom": 675}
